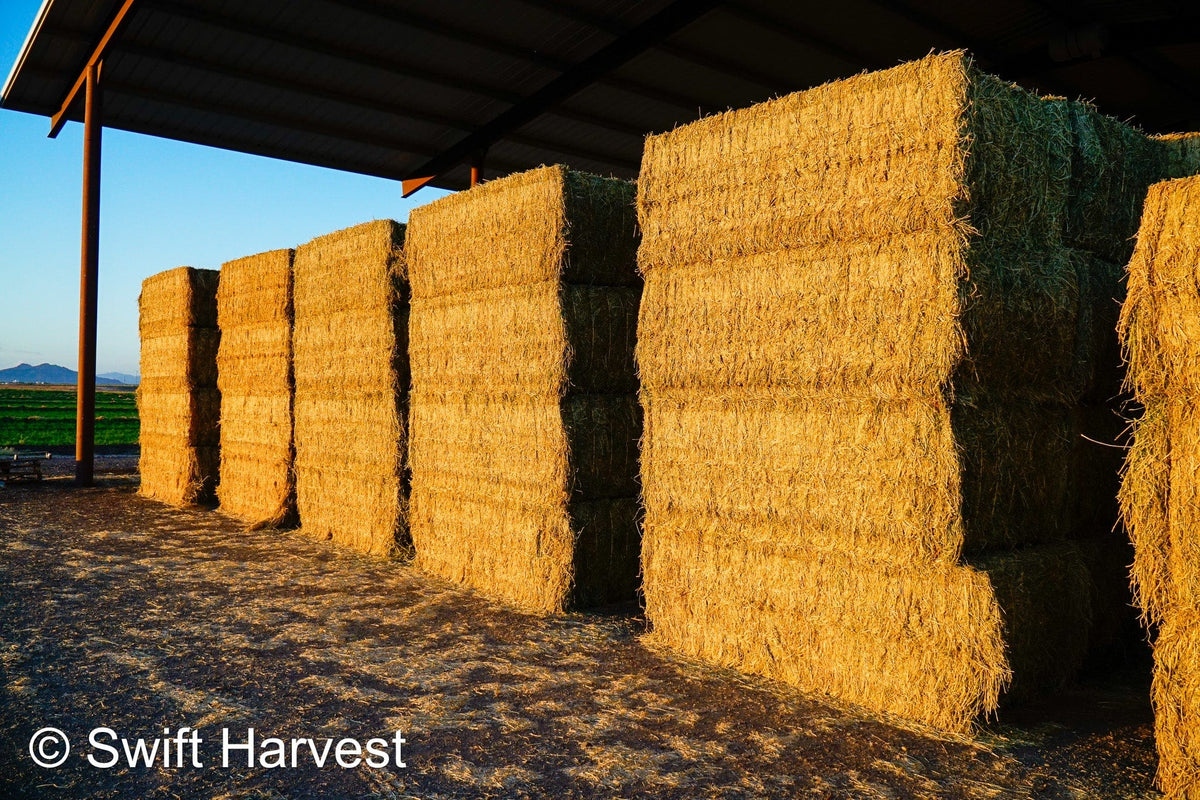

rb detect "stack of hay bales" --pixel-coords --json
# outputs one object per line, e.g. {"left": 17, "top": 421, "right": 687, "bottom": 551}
{"left": 215, "top": 248, "right": 295, "bottom": 529}
{"left": 634, "top": 51, "right": 1162, "bottom": 731}
{"left": 406, "top": 165, "right": 641, "bottom": 613}
{"left": 138, "top": 267, "right": 221, "bottom": 505}
{"left": 1120, "top": 175, "right": 1200, "bottom": 799}
{"left": 292, "top": 220, "right": 409, "bottom": 556}
{"left": 1055, "top": 111, "right": 1200, "bottom": 660}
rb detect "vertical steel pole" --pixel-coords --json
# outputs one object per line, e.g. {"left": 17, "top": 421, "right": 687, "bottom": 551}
{"left": 75, "top": 61, "right": 102, "bottom": 486}
{"left": 470, "top": 151, "right": 485, "bottom": 187}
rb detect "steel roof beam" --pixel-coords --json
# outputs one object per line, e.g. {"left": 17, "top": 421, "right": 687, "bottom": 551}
{"left": 403, "top": 0, "right": 720, "bottom": 194}
{"left": 49, "top": 0, "right": 139, "bottom": 137}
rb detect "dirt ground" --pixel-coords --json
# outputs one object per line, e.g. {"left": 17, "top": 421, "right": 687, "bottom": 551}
{"left": 0, "top": 458, "right": 1159, "bottom": 799}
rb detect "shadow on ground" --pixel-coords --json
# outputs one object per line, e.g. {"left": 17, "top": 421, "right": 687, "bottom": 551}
{"left": 0, "top": 463, "right": 1158, "bottom": 799}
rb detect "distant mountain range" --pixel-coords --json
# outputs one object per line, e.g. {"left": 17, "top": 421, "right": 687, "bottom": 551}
{"left": 0, "top": 363, "right": 139, "bottom": 385}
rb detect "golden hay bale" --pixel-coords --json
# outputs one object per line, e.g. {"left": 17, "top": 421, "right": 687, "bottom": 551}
{"left": 641, "top": 531, "right": 1008, "bottom": 732}
{"left": 137, "top": 266, "right": 221, "bottom": 505}
{"left": 406, "top": 165, "right": 640, "bottom": 613}
{"left": 1119, "top": 175, "right": 1200, "bottom": 798}
{"left": 292, "top": 220, "right": 409, "bottom": 557}
{"left": 636, "top": 51, "right": 1129, "bottom": 731}
{"left": 216, "top": 248, "right": 295, "bottom": 529}
{"left": 1152, "top": 609, "right": 1200, "bottom": 798}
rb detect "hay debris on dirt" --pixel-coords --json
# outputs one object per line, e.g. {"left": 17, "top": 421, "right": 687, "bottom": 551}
{"left": 292, "top": 220, "right": 409, "bottom": 557}
{"left": 635, "top": 51, "right": 1147, "bottom": 732}
{"left": 137, "top": 267, "right": 220, "bottom": 505}
{"left": 1119, "top": 175, "right": 1200, "bottom": 798}
{"left": 405, "top": 165, "right": 641, "bottom": 613}
{"left": 215, "top": 248, "right": 295, "bottom": 529}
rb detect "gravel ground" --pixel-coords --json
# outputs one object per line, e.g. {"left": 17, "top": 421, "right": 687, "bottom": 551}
{"left": 0, "top": 466, "right": 1159, "bottom": 799}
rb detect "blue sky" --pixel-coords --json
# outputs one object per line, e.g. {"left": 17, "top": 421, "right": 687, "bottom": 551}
{"left": 0, "top": 1, "right": 449, "bottom": 375}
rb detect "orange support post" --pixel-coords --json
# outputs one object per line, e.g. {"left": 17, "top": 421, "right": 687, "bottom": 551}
{"left": 75, "top": 61, "right": 103, "bottom": 486}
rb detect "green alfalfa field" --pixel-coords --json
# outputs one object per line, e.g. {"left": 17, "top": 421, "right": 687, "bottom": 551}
{"left": 0, "top": 386, "right": 139, "bottom": 447}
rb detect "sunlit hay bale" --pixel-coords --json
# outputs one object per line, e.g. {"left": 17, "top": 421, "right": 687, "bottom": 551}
{"left": 1121, "top": 176, "right": 1200, "bottom": 623}
{"left": 137, "top": 266, "right": 220, "bottom": 505}
{"left": 1152, "top": 609, "right": 1200, "bottom": 798}
{"left": 635, "top": 51, "right": 1114, "bottom": 731}
{"left": 641, "top": 532, "right": 1008, "bottom": 733}
{"left": 406, "top": 165, "right": 641, "bottom": 613}
{"left": 1120, "top": 175, "right": 1200, "bottom": 798}
{"left": 215, "top": 248, "right": 295, "bottom": 530}
{"left": 292, "top": 220, "right": 409, "bottom": 557}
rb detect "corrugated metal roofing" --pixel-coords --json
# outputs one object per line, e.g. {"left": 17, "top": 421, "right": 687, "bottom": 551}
{"left": 5, "top": 0, "right": 1200, "bottom": 191}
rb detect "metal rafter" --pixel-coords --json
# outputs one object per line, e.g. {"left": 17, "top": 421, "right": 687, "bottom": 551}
{"left": 49, "top": 0, "right": 138, "bottom": 137}
{"left": 403, "top": 0, "right": 721, "bottom": 194}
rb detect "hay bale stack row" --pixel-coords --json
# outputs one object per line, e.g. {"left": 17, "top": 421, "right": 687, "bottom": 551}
{"left": 215, "top": 249, "right": 295, "bottom": 529}
{"left": 406, "top": 166, "right": 641, "bottom": 613}
{"left": 292, "top": 220, "right": 410, "bottom": 556}
{"left": 137, "top": 267, "right": 221, "bottom": 505}
{"left": 634, "top": 50, "right": 1160, "bottom": 731}
{"left": 1054, "top": 109, "right": 1200, "bottom": 661}
{"left": 1120, "top": 175, "right": 1200, "bottom": 798}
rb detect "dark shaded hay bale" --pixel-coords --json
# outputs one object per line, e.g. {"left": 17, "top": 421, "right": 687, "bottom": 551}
{"left": 968, "top": 542, "right": 1092, "bottom": 704}
{"left": 292, "top": 220, "right": 409, "bottom": 557}
{"left": 137, "top": 267, "right": 220, "bottom": 505}
{"left": 406, "top": 165, "right": 641, "bottom": 613}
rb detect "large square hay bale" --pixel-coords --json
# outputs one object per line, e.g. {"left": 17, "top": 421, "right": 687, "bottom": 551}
{"left": 292, "top": 220, "right": 409, "bottom": 556}
{"left": 406, "top": 165, "right": 641, "bottom": 613}
{"left": 216, "top": 248, "right": 295, "bottom": 529}
{"left": 1120, "top": 175, "right": 1200, "bottom": 798}
{"left": 636, "top": 51, "right": 1119, "bottom": 731}
{"left": 137, "top": 266, "right": 220, "bottom": 505}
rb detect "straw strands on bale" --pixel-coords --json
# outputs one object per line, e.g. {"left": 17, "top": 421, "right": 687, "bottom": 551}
{"left": 406, "top": 165, "right": 641, "bottom": 613}
{"left": 138, "top": 267, "right": 221, "bottom": 506}
{"left": 215, "top": 248, "right": 295, "bottom": 529}
{"left": 292, "top": 220, "right": 409, "bottom": 557}
{"left": 1120, "top": 175, "right": 1200, "bottom": 798}
{"left": 634, "top": 51, "right": 1166, "bottom": 731}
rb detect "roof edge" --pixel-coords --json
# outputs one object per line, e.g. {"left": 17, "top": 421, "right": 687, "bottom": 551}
{"left": 2, "top": 0, "right": 57, "bottom": 109}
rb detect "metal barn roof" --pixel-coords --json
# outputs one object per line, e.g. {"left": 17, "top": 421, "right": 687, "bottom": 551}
{"left": 6, "top": 0, "right": 1200, "bottom": 193}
